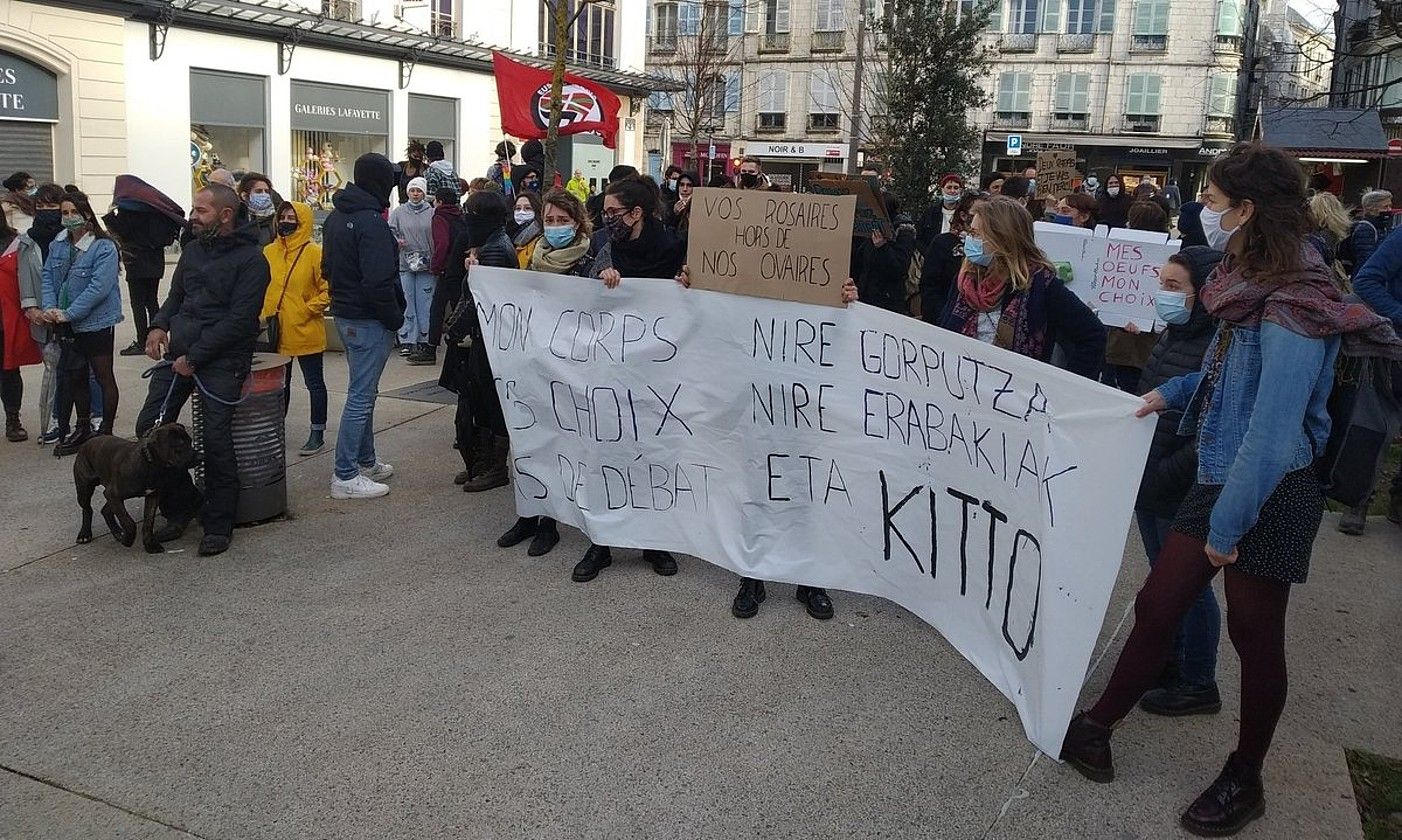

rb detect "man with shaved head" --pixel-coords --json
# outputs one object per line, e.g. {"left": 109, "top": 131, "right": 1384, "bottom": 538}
{"left": 136, "top": 183, "right": 271, "bottom": 556}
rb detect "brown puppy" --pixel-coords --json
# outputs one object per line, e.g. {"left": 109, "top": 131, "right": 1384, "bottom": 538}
{"left": 73, "top": 424, "right": 198, "bottom": 553}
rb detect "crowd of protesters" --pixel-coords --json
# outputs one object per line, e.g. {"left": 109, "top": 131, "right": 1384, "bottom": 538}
{"left": 3, "top": 137, "right": 1399, "bottom": 837}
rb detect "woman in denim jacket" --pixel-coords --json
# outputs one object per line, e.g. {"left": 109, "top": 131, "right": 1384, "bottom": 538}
{"left": 40, "top": 190, "right": 122, "bottom": 456}
{"left": 1060, "top": 143, "right": 1402, "bottom": 837}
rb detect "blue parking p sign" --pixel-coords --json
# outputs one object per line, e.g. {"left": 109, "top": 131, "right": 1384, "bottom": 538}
{"left": 1006, "top": 135, "right": 1023, "bottom": 156}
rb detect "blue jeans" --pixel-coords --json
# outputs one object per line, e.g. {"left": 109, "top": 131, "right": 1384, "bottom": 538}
{"left": 334, "top": 318, "right": 393, "bottom": 480}
{"left": 1136, "top": 511, "right": 1221, "bottom": 687}
{"left": 397, "top": 270, "right": 435, "bottom": 345}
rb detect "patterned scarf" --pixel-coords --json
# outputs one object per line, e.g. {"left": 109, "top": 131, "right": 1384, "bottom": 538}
{"left": 948, "top": 265, "right": 1052, "bottom": 361}
{"left": 956, "top": 264, "right": 1006, "bottom": 312}
{"left": 1201, "top": 246, "right": 1402, "bottom": 359}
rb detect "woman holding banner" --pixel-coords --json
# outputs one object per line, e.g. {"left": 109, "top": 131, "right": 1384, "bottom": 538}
{"left": 495, "top": 189, "right": 596, "bottom": 559}
{"left": 1060, "top": 142, "right": 1402, "bottom": 837}
{"left": 934, "top": 196, "right": 1105, "bottom": 378}
{"left": 571, "top": 178, "right": 686, "bottom": 583}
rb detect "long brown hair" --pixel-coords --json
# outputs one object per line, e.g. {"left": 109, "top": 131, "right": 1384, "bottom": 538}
{"left": 541, "top": 188, "right": 592, "bottom": 238}
{"left": 1206, "top": 142, "right": 1307, "bottom": 279}
{"left": 970, "top": 196, "right": 1053, "bottom": 292}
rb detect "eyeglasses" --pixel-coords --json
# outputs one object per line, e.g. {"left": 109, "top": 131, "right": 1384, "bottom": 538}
{"left": 602, "top": 207, "right": 634, "bottom": 221}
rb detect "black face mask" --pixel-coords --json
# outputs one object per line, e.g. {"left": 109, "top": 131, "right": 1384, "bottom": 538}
{"left": 464, "top": 214, "right": 500, "bottom": 247}
{"left": 33, "top": 209, "right": 61, "bottom": 227}
{"left": 738, "top": 172, "right": 759, "bottom": 188}
{"left": 277, "top": 221, "right": 299, "bottom": 238}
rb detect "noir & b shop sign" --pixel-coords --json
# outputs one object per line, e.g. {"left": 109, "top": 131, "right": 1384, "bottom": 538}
{"left": 0, "top": 51, "right": 59, "bottom": 122}
{"left": 290, "top": 81, "right": 390, "bottom": 135}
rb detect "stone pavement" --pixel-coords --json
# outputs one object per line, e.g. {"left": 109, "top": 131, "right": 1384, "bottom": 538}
{"left": 2, "top": 339, "right": 1399, "bottom": 840}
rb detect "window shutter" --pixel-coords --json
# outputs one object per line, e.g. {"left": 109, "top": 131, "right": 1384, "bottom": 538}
{"left": 726, "top": 73, "right": 741, "bottom": 111}
{"left": 987, "top": 0, "right": 1004, "bottom": 31}
{"left": 729, "top": 0, "right": 743, "bottom": 34}
{"left": 1054, "top": 75, "right": 1071, "bottom": 111}
{"left": 1073, "top": 73, "right": 1090, "bottom": 111}
{"left": 1096, "top": 0, "right": 1115, "bottom": 30}
{"left": 1041, "top": 0, "right": 1062, "bottom": 32}
{"left": 776, "top": 0, "right": 791, "bottom": 31}
{"left": 746, "top": 0, "right": 761, "bottom": 31}
{"left": 997, "top": 72, "right": 1016, "bottom": 111}
{"left": 1016, "top": 72, "right": 1032, "bottom": 110}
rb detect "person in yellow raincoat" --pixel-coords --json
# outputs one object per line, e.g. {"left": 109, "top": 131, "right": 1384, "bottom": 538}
{"left": 262, "top": 201, "right": 330, "bottom": 456}
{"left": 566, "top": 170, "right": 589, "bottom": 204}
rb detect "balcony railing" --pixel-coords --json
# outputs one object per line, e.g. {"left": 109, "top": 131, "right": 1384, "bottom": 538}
{"left": 1123, "top": 114, "right": 1162, "bottom": 132}
{"left": 1058, "top": 33, "right": 1095, "bottom": 52}
{"left": 1130, "top": 34, "right": 1169, "bottom": 52}
{"left": 539, "top": 42, "right": 618, "bottom": 69}
{"left": 323, "top": 0, "right": 361, "bottom": 21}
{"left": 812, "top": 30, "right": 845, "bottom": 51}
{"left": 1214, "top": 33, "right": 1243, "bottom": 53}
{"left": 994, "top": 111, "right": 1031, "bottom": 128}
{"left": 429, "top": 9, "right": 455, "bottom": 37}
{"left": 1000, "top": 33, "right": 1039, "bottom": 52}
{"left": 1051, "top": 113, "right": 1089, "bottom": 130}
{"left": 649, "top": 35, "right": 678, "bottom": 52}
{"left": 758, "top": 32, "right": 791, "bottom": 52}
{"left": 756, "top": 113, "right": 787, "bottom": 133}
{"left": 809, "top": 112, "right": 840, "bottom": 131}
{"left": 1205, "top": 115, "right": 1236, "bottom": 137}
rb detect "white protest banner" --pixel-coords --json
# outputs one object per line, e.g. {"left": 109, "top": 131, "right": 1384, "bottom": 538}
{"left": 472, "top": 266, "right": 1154, "bottom": 756}
{"left": 1034, "top": 221, "right": 1182, "bottom": 331}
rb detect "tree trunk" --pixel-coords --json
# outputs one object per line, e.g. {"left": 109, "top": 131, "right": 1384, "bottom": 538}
{"left": 544, "top": 0, "right": 569, "bottom": 185}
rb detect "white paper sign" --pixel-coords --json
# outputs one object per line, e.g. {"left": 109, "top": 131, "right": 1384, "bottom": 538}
{"left": 472, "top": 267, "right": 1155, "bottom": 756}
{"left": 1035, "top": 222, "right": 1182, "bottom": 331}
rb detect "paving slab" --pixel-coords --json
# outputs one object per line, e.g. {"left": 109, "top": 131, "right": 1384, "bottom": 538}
{"left": 2, "top": 324, "right": 1398, "bottom": 839}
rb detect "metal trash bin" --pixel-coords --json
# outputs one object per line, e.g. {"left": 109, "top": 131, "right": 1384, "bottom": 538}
{"left": 192, "top": 352, "right": 289, "bottom": 525}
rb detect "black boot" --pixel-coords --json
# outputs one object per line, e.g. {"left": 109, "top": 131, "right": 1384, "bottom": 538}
{"left": 198, "top": 534, "right": 232, "bottom": 557}
{"left": 572, "top": 544, "right": 612, "bottom": 582}
{"left": 5, "top": 412, "right": 27, "bottom": 442}
{"left": 1180, "top": 753, "right": 1265, "bottom": 837}
{"left": 463, "top": 435, "right": 509, "bottom": 492}
{"left": 1139, "top": 682, "right": 1222, "bottom": 717}
{"left": 527, "top": 518, "right": 559, "bottom": 557}
{"left": 644, "top": 549, "right": 677, "bottom": 576}
{"left": 1060, "top": 711, "right": 1115, "bottom": 783}
{"left": 53, "top": 424, "right": 94, "bottom": 457}
{"left": 732, "top": 577, "right": 766, "bottom": 619}
{"left": 796, "top": 585, "right": 834, "bottom": 620}
{"left": 497, "top": 516, "right": 537, "bottom": 548}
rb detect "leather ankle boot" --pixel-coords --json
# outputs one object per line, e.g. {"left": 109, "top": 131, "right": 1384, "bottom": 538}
{"left": 497, "top": 516, "right": 537, "bottom": 548}
{"left": 462, "top": 435, "right": 509, "bottom": 492}
{"left": 1060, "top": 711, "right": 1115, "bottom": 783}
{"left": 732, "top": 577, "right": 766, "bottom": 618}
{"left": 1180, "top": 752, "right": 1265, "bottom": 836}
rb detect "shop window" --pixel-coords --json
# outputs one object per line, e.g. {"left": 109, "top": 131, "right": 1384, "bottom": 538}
{"left": 289, "top": 81, "right": 389, "bottom": 213}
{"left": 189, "top": 69, "right": 267, "bottom": 201}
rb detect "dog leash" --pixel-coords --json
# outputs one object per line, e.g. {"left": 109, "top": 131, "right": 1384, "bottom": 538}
{"left": 143, "top": 360, "right": 248, "bottom": 426}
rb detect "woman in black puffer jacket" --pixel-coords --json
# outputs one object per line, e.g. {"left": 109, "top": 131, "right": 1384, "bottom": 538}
{"left": 1133, "top": 244, "right": 1223, "bottom": 717}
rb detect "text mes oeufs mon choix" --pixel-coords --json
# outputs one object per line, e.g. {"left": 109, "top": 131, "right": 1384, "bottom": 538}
{"left": 697, "top": 193, "right": 845, "bottom": 288}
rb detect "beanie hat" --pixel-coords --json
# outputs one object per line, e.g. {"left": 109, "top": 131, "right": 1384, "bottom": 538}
{"left": 407, "top": 176, "right": 428, "bottom": 195}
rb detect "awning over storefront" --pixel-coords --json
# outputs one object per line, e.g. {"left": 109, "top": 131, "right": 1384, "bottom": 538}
{"left": 69, "top": 0, "right": 682, "bottom": 98}
{"left": 1259, "top": 107, "right": 1390, "bottom": 160}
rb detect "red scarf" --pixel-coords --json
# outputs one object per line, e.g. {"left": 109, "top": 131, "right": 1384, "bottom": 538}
{"left": 956, "top": 264, "right": 1007, "bottom": 313}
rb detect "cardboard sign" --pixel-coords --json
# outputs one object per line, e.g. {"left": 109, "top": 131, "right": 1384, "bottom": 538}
{"left": 1034, "top": 221, "right": 1181, "bottom": 331}
{"left": 471, "top": 265, "right": 1155, "bottom": 757}
{"left": 807, "top": 173, "right": 890, "bottom": 237}
{"left": 685, "top": 187, "right": 856, "bottom": 308}
{"left": 1035, "top": 150, "right": 1079, "bottom": 199}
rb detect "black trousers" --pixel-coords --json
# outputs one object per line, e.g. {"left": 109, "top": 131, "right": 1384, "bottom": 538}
{"left": 427, "top": 272, "right": 461, "bottom": 349}
{"left": 136, "top": 362, "right": 246, "bottom": 538}
{"left": 126, "top": 275, "right": 160, "bottom": 339}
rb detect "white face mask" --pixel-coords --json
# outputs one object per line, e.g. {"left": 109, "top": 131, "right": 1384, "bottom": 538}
{"left": 513, "top": 209, "right": 535, "bottom": 225}
{"left": 1107, "top": 187, "right": 1121, "bottom": 197}
{"left": 1198, "top": 206, "right": 1237, "bottom": 250}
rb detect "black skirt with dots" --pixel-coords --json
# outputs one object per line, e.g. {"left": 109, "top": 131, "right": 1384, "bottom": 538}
{"left": 1171, "top": 467, "right": 1324, "bottom": 585}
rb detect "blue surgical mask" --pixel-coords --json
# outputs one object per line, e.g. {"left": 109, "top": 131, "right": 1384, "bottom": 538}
{"left": 1051, "top": 213, "right": 1075, "bottom": 226}
{"left": 942, "top": 193, "right": 961, "bottom": 207}
{"left": 963, "top": 235, "right": 994, "bottom": 267}
{"left": 1198, "top": 206, "right": 1236, "bottom": 250}
{"left": 543, "top": 224, "right": 576, "bottom": 248}
{"left": 1154, "top": 289, "right": 1192, "bottom": 325}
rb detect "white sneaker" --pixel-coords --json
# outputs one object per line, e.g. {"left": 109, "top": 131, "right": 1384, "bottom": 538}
{"left": 360, "top": 461, "right": 394, "bottom": 481}
{"left": 331, "top": 474, "right": 390, "bottom": 499}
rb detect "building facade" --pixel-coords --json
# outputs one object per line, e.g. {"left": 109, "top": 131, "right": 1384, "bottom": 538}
{"left": 1, "top": 0, "right": 658, "bottom": 213}
{"left": 1332, "top": 0, "right": 1401, "bottom": 140}
{"left": 1256, "top": 2, "right": 1332, "bottom": 108}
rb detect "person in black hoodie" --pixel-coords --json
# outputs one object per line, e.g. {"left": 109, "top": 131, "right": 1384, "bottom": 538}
{"left": 1096, "top": 174, "right": 1133, "bottom": 229}
{"left": 572, "top": 177, "right": 684, "bottom": 584}
{"left": 1133, "top": 245, "right": 1224, "bottom": 716}
{"left": 137, "top": 183, "right": 271, "bottom": 557}
{"left": 852, "top": 192, "right": 916, "bottom": 314}
{"left": 323, "top": 153, "right": 405, "bottom": 501}
{"left": 586, "top": 164, "right": 638, "bottom": 232}
{"left": 441, "top": 189, "right": 516, "bottom": 493}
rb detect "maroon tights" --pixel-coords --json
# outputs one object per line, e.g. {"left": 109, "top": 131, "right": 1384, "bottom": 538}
{"left": 1089, "top": 529, "right": 1291, "bottom": 769}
